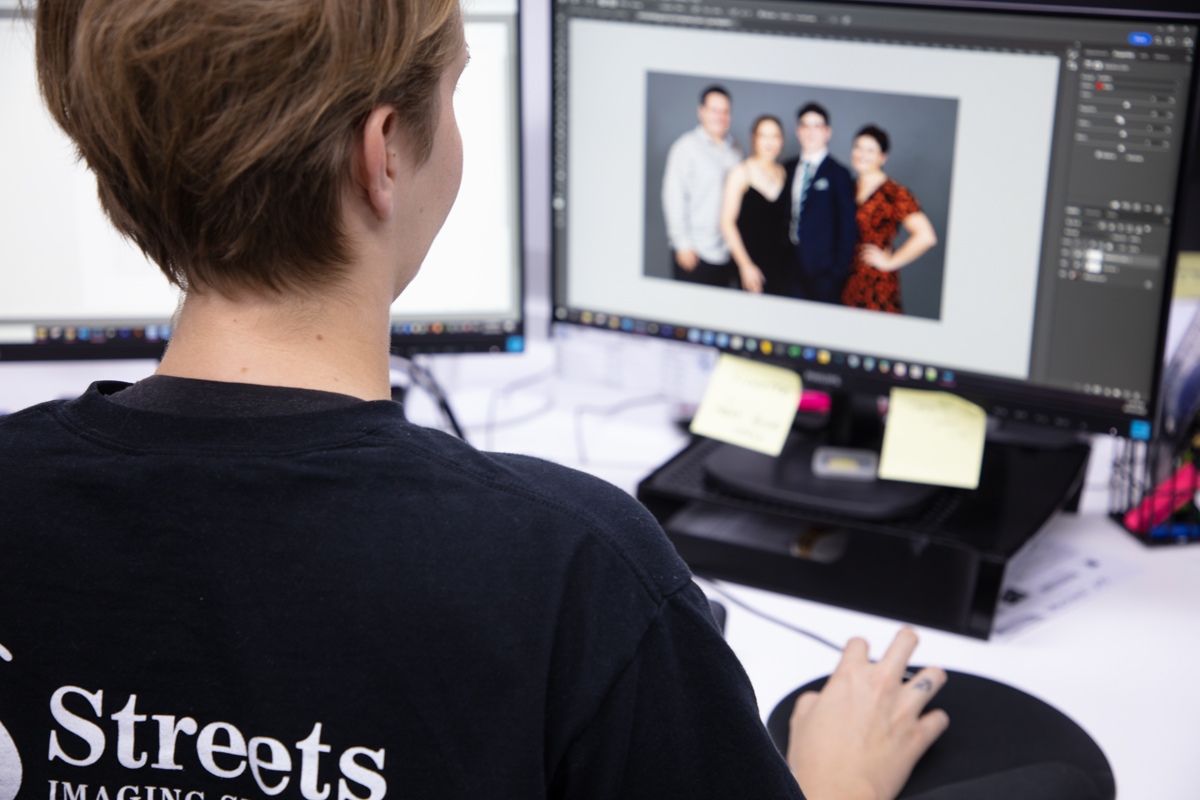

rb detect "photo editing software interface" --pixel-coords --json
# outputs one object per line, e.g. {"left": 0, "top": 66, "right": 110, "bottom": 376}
{"left": 551, "top": 0, "right": 1198, "bottom": 436}
{"left": 0, "top": 0, "right": 523, "bottom": 359}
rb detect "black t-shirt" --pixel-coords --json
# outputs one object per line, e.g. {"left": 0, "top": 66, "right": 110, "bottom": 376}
{"left": 0, "top": 379, "right": 803, "bottom": 800}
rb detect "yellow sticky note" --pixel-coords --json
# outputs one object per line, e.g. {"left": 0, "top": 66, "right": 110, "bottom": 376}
{"left": 690, "top": 354, "right": 801, "bottom": 456}
{"left": 878, "top": 388, "right": 986, "bottom": 489}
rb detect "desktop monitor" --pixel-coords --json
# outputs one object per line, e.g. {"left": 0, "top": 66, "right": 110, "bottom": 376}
{"left": 551, "top": 0, "right": 1199, "bottom": 442}
{"left": 0, "top": 0, "right": 523, "bottom": 361}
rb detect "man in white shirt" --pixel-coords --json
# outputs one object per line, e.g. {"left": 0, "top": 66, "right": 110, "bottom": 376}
{"left": 661, "top": 86, "right": 743, "bottom": 287}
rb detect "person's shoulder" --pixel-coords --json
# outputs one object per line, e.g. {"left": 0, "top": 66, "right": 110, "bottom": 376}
{"left": 885, "top": 178, "right": 918, "bottom": 204}
{"left": 380, "top": 426, "right": 694, "bottom": 601}
{"left": 823, "top": 154, "right": 853, "bottom": 179}
{"left": 0, "top": 398, "right": 67, "bottom": 441}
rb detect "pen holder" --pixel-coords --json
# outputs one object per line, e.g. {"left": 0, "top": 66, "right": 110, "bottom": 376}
{"left": 1109, "top": 433, "right": 1200, "bottom": 545}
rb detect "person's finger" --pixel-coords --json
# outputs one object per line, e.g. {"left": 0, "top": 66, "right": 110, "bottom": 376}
{"left": 897, "top": 666, "right": 948, "bottom": 716}
{"left": 906, "top": 708, "right": 950, "bottom": 760}
{"left": 878, "top": 627, "right": 919, "bottom": 677}
{"left": 791, "top": 690, "right": 820, "bottom": 723}
{"left": 837, "top": 637, "right": 870, "bottom": 672}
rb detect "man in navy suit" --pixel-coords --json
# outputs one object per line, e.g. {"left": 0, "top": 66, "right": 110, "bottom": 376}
{"left": 781, "top": 103, "right": 858, "bottom": 303}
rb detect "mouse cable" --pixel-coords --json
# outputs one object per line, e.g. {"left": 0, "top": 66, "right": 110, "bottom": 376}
{"left": 390, "top": 355, "right": 468, "bottom": 443}
{"left": 695, "top": 577, "right": 845, "bottom": 654}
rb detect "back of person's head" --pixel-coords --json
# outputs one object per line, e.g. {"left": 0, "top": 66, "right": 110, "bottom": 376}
{"left": 35, "top": 0, "right": 462, "bottom": 297}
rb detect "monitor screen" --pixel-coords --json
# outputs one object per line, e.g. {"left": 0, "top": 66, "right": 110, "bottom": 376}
{"left": 551, "top": 0, "right": 1199, "bottom": 437}
{"left": 0, "top": 0, "right": 523, "bottom": 360}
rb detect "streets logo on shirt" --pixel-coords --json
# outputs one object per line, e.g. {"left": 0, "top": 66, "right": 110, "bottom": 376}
{"left": 1, "top": 648, "right": 385, "bottom": 800}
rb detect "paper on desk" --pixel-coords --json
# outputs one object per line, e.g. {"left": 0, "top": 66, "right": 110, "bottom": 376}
{"left": 690, "top": 354, "right": 801, "bottom": 456}
{"left": 992, "top": 537, "right": 1140, "bottom": 639}
{"left": 878, "top": 388, "right": 986, "bottom": 489}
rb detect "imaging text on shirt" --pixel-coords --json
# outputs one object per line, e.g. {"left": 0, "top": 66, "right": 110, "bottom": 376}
{"left": 44, "top": 687, "right": 385, "bottom": 800}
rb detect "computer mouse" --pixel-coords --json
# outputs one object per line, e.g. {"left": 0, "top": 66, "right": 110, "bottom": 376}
{"left": 766, "top": 670, "right": 1114, "bottom": 800}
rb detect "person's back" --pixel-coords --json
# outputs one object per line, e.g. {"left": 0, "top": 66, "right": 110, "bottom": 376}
{"left": 0, "top": 378, "right": 796, "bottom": 798}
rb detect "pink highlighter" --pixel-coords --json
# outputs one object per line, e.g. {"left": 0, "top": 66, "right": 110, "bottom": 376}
{"left": 1124, "top": 461, "right": 1198, "bottom": 534}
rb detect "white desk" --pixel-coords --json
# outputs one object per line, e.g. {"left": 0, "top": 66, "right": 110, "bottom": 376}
{"left": 4, "top": 337, "right": 1199, "bottom": 799}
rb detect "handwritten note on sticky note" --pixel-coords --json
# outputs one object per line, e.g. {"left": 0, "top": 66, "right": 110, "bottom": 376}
{"left": 690, "top": 354, "right": 801, "bottom": 456}
{"left": 878, "top": 388, "right": 987, "bottom": 489}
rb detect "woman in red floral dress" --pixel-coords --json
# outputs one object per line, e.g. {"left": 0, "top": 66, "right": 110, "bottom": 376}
{"left": 841, "top": 126, "right": 938, "bottom": 313}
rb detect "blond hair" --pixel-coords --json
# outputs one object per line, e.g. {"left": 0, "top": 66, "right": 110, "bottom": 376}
{"left": 36, "top": 0, "right": 462, "bottom": 295}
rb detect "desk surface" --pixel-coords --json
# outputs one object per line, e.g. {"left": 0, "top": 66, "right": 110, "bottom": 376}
{"left": 3, "top": 340, "right": 1198, "bottom": 799}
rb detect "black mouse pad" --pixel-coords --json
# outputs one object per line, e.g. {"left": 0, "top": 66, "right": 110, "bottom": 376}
{"left": 767, "top": 670, "right": 1114, "bottom": 800}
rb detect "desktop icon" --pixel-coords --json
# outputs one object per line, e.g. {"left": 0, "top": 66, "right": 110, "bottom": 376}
{"left": 788, "top": 345, "right": 801, "bottom": 358}
{"left": 79, "top": 327, "right": 92, "bottom": 341}
{"left": 49, "top": 326, "right": 62, "bottom": 340}
{"left": 687, "top": 328, "right": 701, "bottom": 342}
{"left": 878, "top": 359, "right": 890, "bottom": 374}
{"left": 701, "top": 330, "right": 714, "bottom": 345}
{"left": 760, "top": 340, "right": 773, "bottom": 355}
{"left": 926, "top": 367, "right": 938, "bottom": 381}
{"left": 803, "top": 347, "right": 816, "bottom": 360}
{"left": 621, "top": 318, "right": 634, "bottom": 331}
{"left": 847, "top": 354, "right": 860, "bottom": 368}
{"left": 894, "top": 362, "right": 907, "bottom": 378}
{"left": 745, "top": 338, "right": 758, "bottom": 352}
{"left": 431, "top": 322, "right": 444, "bottom": 334}
{"left": 863, "top": 356, "right": 875, "bottom": 371}
{"left": 661, "top": 324, "right": 673, "bottom": 337}
{"left": 65, "top": 327, "right": 76, "bottom": 341}
{"left": 730, "top": 335, "right": 744, "bottom": 350}
{"left": 817, "top": 350, "right": 831, "bottom": 364}
{"left": 716, "top": 332, "right": 730, "bottom": 348}
{"left": 580, "top": 311, "right": 593, "bottom": 324}
{"left": 634, "top": 320, "right": 647, "bottom": 334}
{"left": 608, "top": 316, "right": 621, "bottom": 329}
{"left": 555, "top": 307, "right": 568, "bottom": 320}
{"left": 647, "top": 323, "right": 660, "bottom": 335}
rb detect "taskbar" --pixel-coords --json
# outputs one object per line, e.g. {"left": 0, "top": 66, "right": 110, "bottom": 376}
{"left": 554, "top": 305, "right": 1152, "bottom": 440}
{"left": 390, "top": 318, "right": 524, "bottom": 355}
{"left": 0, "top": 321, "right": 172, "bottom": 361}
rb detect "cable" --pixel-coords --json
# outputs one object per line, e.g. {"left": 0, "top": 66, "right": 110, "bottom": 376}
{"left": 695, "top": 577, "right": 845, "bottom": 654}
{"left": 482, "top": 366, "right": 556, "bottom": 450}
{"left": 573, "top": 393, "right": 672, "bottom": 465}
{"left": 389, "top": 355, "right": 468, "bottom": 443}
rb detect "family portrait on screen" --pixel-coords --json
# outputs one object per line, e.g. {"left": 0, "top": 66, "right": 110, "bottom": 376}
{"left": 644, "top": 73, "right": 958, "bottom": 321}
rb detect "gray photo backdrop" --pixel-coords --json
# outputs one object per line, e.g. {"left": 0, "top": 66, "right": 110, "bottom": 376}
{"left": 643, "top": 71, "right": 958, "bottom": 320}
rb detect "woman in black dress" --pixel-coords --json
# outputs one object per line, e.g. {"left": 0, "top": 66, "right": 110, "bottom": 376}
{"left": 719, "top": 114, "right": 789, "bottom": 294}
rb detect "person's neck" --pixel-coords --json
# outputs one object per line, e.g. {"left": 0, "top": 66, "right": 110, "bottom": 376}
{"left": 802, "top": 148, "right": 827, "bottom": 163}
{"left": 704, "top": 128, "right": 727, "bottom": 145}
{"left": 157, "top": 278, "right": 393, "bottom": 401}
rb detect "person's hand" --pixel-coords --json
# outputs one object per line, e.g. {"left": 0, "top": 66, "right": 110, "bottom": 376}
{"left": 675, "top": 249, "right": 699, "bottom": 270}
{"left": 739, "top": 263, "right": 766, "bottom": 293}
{"left": 860, "top": 244, "right": 896, "bottom": 271}
{"left": 787, "top": 628, "right": 949, "bottom": 800}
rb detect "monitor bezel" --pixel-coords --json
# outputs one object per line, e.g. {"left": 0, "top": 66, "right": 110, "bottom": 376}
{"left": 549, "top": 0, "right": 1200, "bottom": 437}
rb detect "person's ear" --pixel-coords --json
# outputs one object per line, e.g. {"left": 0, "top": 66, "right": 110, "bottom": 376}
{"left": 354, "top": 105, "right": 402, "bottom": 221}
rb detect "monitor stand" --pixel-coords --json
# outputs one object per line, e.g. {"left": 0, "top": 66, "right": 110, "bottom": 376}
{"left": 704, "top": 390, "right": 937, "bottom": 521}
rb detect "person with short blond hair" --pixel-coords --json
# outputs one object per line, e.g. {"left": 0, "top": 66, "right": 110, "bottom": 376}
{"left": 0, "top": 2, "right": 949, "bottom": 799}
